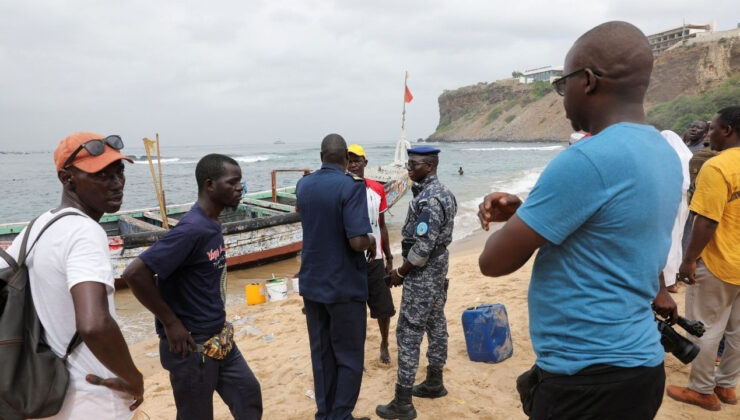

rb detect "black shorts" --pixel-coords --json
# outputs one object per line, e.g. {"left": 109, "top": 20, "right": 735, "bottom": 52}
{"left": 367, "top": 259, "right": 395, "bottom": 319}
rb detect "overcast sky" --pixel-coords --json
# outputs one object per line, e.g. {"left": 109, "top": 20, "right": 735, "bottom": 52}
{"left": 0, "top": 1, "right": 736, "bottom": 151}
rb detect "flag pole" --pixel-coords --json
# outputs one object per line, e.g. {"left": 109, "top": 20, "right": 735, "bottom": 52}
{"left": 401, "top": 70, "right": 408, "bottom": 142}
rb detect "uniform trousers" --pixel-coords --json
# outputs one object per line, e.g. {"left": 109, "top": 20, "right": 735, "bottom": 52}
{"left": 304, "top": 298, "right": 367, "bottom": 420}
{"left": 686, "top": 261, "right": 740, "bottom": 394}
{"left": 396, "top": 257, "right": 449, "bottom": 388}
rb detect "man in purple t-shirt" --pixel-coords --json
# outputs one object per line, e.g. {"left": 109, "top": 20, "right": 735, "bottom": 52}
{"left": 123, "top": 154, "right": 262, "bottom": 420}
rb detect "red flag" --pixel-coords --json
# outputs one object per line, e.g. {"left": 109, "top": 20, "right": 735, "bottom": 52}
{"left": 404, "top": 85, "right": 414, "bottom": 103}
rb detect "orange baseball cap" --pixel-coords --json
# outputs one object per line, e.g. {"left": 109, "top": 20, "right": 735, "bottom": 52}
{"left": 54, "top": 132, "right": 133, "bottom": 173}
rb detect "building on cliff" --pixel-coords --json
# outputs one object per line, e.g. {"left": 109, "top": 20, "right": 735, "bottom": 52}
{"left": 518, "top": 66, "right": 563, "bottom": 84}
{"left": 648, "top": 23, "right": 714, "bottom": 55}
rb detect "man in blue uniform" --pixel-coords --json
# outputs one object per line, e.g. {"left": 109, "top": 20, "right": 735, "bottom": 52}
{"left": 376, "top": 146, "right": 457, "bottom": 420}
{"left": 296, "top": 133, "right": 375, "bottom": 420}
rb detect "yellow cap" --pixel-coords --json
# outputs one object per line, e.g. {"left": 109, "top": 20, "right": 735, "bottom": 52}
{"left": 347, "top": 144, "right": 366, "bottom": 158}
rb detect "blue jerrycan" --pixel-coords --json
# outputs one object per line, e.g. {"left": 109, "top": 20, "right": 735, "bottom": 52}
{"left": 462, "top": 303, "right": 513, "bottom": 363}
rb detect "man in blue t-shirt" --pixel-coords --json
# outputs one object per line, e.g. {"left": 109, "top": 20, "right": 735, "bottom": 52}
{"left": 477, "top": 22, "right": 682, "bottom": 420}
{"left": 296, "top": 133, "right": 375, "bottom": 420}
{"left": 122, "top": 154, "right": 262, "bottom": 420}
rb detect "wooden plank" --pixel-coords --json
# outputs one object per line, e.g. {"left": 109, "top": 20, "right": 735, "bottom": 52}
{"left": 226, "top": 242, "right": 302, "bottom": 267}
{"left": 143, "top": 211, "right": 179, "bottom": 227}
{"left": 241, "top": 197, "right": 295, "bottom": 213}
{"left": 118, "top": 215, "right": 165, "bottom": 233}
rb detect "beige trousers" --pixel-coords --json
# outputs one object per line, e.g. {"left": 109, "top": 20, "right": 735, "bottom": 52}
{"left": 685, "top": 261, "right": 740, "bottom": 394}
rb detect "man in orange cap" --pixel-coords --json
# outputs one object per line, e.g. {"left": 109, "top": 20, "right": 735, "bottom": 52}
{"left": 1, "top": 132, "right": 142, "bottom": 419}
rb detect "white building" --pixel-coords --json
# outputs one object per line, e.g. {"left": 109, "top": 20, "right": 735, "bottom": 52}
{"left": 518, "top": 66, "right": 563, "bottom": 84}
{"left": 647, "top": 23, "right": 714, "bottom": 55}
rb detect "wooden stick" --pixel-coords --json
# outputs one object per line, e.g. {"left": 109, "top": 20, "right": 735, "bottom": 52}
{"left": 155, "top": 133, "right": 168, "bottom": 229}
{"left": 142, "top": 137, "right": 168, "bottom": 229}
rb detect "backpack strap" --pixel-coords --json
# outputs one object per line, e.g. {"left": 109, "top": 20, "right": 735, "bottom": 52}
{"left": 0, "top": 247, "right": 18, "bottom": 272}
{"left": 18, "top": 211, "right": 83, "bottom": 266}
{"left": 63, "top": 332, "right": 83, "bottom": 362}
{"left": 18, "top": 211, "right": 86, "bottom": 360}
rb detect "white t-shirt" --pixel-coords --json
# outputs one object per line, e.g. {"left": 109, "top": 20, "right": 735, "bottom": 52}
{"left": 660, "top": 130, "right": 693, "bottom": 286}
{"left": 0, "top": 208, "right": 134, "bottom": 419}
{"left": 364, "top": 179, "right": 388, "bottom": 260}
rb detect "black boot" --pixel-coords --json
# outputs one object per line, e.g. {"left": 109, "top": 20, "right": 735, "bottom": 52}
{"left": 376, "top": 384, "right": 417, "bottom": 420}
{"left": 412, "top": 366, "right": 448, "bottom": 398}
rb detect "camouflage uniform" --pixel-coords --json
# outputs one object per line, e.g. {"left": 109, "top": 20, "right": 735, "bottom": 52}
{"left": 397, "top": 174, "right": 457, "bottom": 388}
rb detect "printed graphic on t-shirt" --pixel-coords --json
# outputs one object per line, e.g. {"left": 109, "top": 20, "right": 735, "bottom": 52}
{"left": 207, "top": 244, "right": 227, "bottom": 270}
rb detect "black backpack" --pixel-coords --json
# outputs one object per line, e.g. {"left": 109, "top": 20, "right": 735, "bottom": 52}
{"left": 0, "top": 212, "right": 82, "bottom": 419}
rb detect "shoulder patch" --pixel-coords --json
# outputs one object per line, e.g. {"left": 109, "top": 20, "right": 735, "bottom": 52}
{"left": 346, "top": 172, "right": 364, "bottom": 182}
{"left": 416, "top": 222, "right": 428, "bottom": 236}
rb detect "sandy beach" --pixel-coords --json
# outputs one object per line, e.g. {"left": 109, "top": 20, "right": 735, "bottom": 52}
{"left": 123, "top": 229, "right": 740, "bottom": 419}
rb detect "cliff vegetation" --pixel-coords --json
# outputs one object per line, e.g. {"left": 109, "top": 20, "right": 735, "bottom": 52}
{"left": 429, "top": 31, "right": 740, "bottom": 142}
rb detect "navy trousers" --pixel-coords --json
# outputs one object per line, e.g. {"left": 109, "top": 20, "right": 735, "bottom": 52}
{"left": 159, "top": 338, "right": 263, "bottom": 420}
{"left": 303, "top": 298, "right": 367, "bottom": 420}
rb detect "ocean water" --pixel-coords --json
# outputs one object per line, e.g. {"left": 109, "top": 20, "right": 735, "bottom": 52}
{"left": 1, "top": 139, "right": 564, "bottom": 343}
{"left": 0, "top": 139, "right": 564, "bottom": 241}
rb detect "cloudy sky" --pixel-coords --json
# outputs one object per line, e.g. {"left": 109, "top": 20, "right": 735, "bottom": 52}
{"left": 0, "top": 1, "right": 736, "bottom": 150}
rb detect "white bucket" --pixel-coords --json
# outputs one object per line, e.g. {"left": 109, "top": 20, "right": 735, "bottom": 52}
{"left": 266, "top": 278, "right": 288, "bottom": 302}
{"left": 291, "top": 277, "right": 299, "bottom": 294}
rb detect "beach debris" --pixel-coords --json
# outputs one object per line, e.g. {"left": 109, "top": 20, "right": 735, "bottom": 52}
{"left": 233, "top": 315, "right": 256, "bottom": 326}
{"left": 232, "top": 315, "right": 241, "bottom": 322}
{"left": 145, "top": 352, "right": 158, "bottom": 358}
{"left": 262, "top": 333, "right": 275, "bottom": 343}
{"left": 236, "top": 325, "right": 262, "bottom": 338}
{"left": 270, "top": 318, "right": 280, "bottom": 325}
{"left": 305, "top": 390, "right": 315, "bottom": 400}
{"left": 289, "top": 354, "right": 299, "bottom": 360}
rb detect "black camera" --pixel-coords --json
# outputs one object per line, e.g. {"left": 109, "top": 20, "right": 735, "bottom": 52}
{"left": 655, "top": 314, "right": 705, "bottom": 364}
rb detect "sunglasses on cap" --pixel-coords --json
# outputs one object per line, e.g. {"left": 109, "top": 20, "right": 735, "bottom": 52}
{"left": 63, "top": 135, "right": 124, "bottom": 169}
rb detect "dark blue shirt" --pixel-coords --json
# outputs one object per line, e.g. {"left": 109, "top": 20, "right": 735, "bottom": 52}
{"left": 296, "top": 163, "right": 372, "bottom": 303}
{"left": 139, "top": 203, "right": 227, "bottom": 337}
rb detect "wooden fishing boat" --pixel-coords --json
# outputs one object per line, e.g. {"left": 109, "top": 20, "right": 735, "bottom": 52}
{"left": 1, "top": 72, "right": 417, "bottom": 287}
{"left": 0, "top": 174, "right": 305, "bottom": 289}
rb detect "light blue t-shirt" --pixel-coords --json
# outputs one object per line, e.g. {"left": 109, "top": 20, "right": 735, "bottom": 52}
{"left": 517, "top": 122, "right": 682, "bottom": 375}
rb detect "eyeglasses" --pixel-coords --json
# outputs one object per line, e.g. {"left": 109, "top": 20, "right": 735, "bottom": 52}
{"left": 405, "top": 161, "right": 430, "bottom": 170}
{"left": 551, "top": 69, "right": 588, "bottom": 96}
{"left": 63, "top": 135, "right": 124, "bottom": 169}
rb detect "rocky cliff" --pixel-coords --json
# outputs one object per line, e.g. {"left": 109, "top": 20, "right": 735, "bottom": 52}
{"left": 428, "top": 30, "right": 740, "bottom": 142}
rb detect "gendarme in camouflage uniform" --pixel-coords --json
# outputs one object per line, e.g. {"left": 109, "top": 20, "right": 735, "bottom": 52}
{"left": 397, "top": 172, "right": 457, "bottom": 388}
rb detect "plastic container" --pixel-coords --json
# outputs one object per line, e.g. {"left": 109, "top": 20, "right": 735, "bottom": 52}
{"left": 266, "top": 278, "right": 288, "bottom": 302}
{"left": 245, "top": 283, "right": 266, "bottom": 305}
{"left": 291, "top": 277, "right": 299, "bottom": 294}
{"left": 461, "top": 303, "right": 513, "bottom": 363}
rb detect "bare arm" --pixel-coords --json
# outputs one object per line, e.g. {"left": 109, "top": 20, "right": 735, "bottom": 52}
{"left": 678, "top": 214, "right": 718, "bottom": 284}
{"left": 479, "top": 214, "right": 546, "bottom": 277}
{"left": 653, "top": 273, "right": 678, "bottom": 324}
{"left": 349, "top": 234, "right": 374, "bottom": 252}
{"left": 379, "top": 213, "right": 393, "bottom": 272}
{"left": 70, "top": 282, "right": 143, "bottom": 410}
{"left": 122, "top": 258, "right": 195, "bottom": 357}
{"left": 476, "top": 192, "right": 545, "bottom": 277}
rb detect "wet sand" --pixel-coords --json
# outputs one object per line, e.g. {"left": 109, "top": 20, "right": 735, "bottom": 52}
{"left": 122, "top": 230, "right": 740, "bottom": 419}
